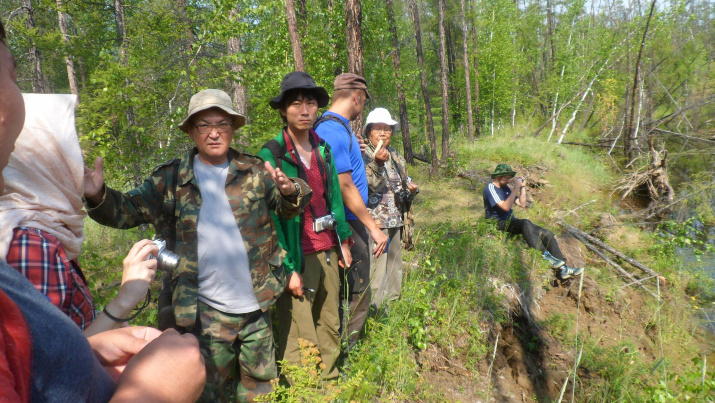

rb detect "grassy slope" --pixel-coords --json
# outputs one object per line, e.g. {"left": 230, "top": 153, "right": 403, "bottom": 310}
{"left": 79, "top": 132, "right": 714, "bottom": 402}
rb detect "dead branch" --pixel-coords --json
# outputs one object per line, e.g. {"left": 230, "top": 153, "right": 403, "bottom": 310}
{"left": 560, "top": 222, "right": 661, "bottom": 279}
{"left": 568, "top": 232, "right": 658, "bottom": 299}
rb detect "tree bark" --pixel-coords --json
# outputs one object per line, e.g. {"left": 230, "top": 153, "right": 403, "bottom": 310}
{"left": 438, "top": 0, "right": 450, "bottom": 161}
{"left": 409, "top": 0, "right": 439, "bottom": 174}
{"left": 626, "top": 0, "right": 656, "bottom": 163}
{"left": 21, "top": 0, "right": 48, "bottom": 93}
{"left": 113, "top": 0, "right": 137, "bottom": 136}
{"left": 345, "top": 0, "right": 365, "bottom": 136}
{"left": 285, "top": 0, "right": 305, "bottom": 71}
{"left": 461, "top": 0, "right": 474, "bottom": 140}
{"left": 176, "top": 0, "right": 194, "bottom": 95}
{"left": 227, "top": 9, "right": 247, "bottom": 117}
{"left": 386, "top": 0, "right": 413, "bottom": 164}
{"left": 471, "top": 3, "right": 480, "bottom": 137}
{"left": 56, "top": 0, "right": 79, "bottom": 99}
{"left": 327, "top": 0, "right": 341, "bottom": 76}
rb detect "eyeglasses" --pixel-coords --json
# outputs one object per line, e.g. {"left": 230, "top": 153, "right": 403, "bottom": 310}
{"left": 194, "top": 122, "right": 232, "bottom": 134}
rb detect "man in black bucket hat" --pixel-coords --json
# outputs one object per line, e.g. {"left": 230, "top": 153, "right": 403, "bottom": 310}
{"left": 260, "top": 71, "right": 353, "bottom": 379}
{"left": 483, "top": 163, "right": 584, "bottom": 280}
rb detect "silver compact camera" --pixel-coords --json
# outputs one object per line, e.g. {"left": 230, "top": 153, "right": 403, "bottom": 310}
{"left": 313, "top": 214, "right": 337, "bottom": 233}
{"left": 148, "top": 238, "right": 180, "bottom": 272}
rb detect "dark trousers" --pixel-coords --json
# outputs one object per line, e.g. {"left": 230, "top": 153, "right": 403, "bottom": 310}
{"left": 340, "top": 219, "right": 371, "bottom": 349}
{"left": 498, "top": 217, "right": 566, "bottom": 262}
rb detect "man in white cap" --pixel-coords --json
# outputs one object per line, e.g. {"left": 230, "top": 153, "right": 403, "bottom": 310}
{"left": 83, "top": 89, "right": 311, "bottom": 402}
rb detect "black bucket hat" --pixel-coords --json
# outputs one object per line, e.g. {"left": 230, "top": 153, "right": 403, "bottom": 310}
{"left": 269, "top": 71, "right": 329, "bottom": 109}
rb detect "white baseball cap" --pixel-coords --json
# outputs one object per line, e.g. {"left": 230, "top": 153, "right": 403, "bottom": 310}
{"left": 363, "top": 107, "right": 398, "bottom": 134}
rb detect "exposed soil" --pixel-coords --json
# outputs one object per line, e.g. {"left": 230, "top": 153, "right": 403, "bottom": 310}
{"left": 412, "top": 167, "right": 677, "bottom": 402}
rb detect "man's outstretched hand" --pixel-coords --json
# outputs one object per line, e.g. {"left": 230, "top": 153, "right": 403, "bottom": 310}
{"left": 265, "top": 161, "right": 297, "bottom": 197}
{"left": 84, "top": 156, "right": 105, "bottom": 205}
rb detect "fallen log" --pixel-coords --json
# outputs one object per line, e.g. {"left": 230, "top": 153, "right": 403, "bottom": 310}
{"left": 560, "top": 222, "right": 662, "bottom": 279}
{"left": 570, "top": 232, "right": 658, "bottom": 299}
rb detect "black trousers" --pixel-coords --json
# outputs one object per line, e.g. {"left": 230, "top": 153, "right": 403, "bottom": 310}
{"left": 498, "top": 217, "right": 566, "bottom": 262}
{"left": 340, "top": 219, "right": 371, "bottom": 349}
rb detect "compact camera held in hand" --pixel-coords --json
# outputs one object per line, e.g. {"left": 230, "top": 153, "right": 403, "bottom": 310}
{"left": 147, "top": 238, "right": 180, "bottom": 272}
{"left": 314, "top": 214, "right": 337, "bottom": 233}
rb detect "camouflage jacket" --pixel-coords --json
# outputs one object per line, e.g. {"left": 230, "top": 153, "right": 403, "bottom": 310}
{"left": 363, "top": 143, "right": 411, "bottom": 227}
{"left": 86, "top": 147, "right": 311, "bottom": 329}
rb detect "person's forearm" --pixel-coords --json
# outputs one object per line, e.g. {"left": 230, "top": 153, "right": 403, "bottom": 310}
{"left": 339, "top": 174, "right": 380, "bottom": 233}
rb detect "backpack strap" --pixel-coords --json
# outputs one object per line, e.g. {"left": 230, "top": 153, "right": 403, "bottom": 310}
{"left": 263, "top": 139, "right": 284, "bottom": 171}
{"left": 313, "top": 114, "right": 354, "bottom": 152}
{"left": 160, "top": 159, "right": 181, "bottom": 251}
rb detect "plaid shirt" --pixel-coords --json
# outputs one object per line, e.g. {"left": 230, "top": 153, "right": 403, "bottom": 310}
{"left": 5, "top": 227, "right": 96, "bottom": 329}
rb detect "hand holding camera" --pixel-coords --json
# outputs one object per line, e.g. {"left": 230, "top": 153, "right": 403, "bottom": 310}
{"left": 109, "top": 240, "right": 160, "bottom": 317}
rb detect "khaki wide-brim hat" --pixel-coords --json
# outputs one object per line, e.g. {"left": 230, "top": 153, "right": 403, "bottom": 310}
{"left": 178, "top": 89, "right": 246, "bottom": 133}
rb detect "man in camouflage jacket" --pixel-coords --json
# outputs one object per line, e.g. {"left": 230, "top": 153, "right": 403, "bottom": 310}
{"left": 83, "top": 89, "right": 311, "bottom": 402}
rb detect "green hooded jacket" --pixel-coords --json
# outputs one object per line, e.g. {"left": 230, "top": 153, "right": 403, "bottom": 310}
{"left": 258, "top": 129, "right": 352, "bottom": 275}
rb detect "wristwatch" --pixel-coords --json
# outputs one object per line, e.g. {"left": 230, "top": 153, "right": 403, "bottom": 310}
{"left": 291, "top": 181, "right": 300, "bottom": 196}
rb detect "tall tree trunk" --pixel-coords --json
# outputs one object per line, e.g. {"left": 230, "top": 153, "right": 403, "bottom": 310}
{"left": 71, "top": 24, "right": 87, "bottom": 90}
{"left": 114, "top": 0, "right": 128, "bottom": 62}
{"left": 56, "top": 0, "right": 79, "bottom": 99}
{"left": 113, "top": 0, "right": 137, "bottom": 142}
{"left": 626, "top": 0, "right": 656, "bottom": 163}
{"left": 286, "top": 0, "right": 305, "bottom": 71}
{"left": 176, "top": 0, "right": 193, "bottom": 95}
{"left": 438, "top": 0, "right": 450, "bottom": 161}
{"left": 345, "top": 0, "right": 365, "bottom": 136}
{"left": 227, "top": 6, "right": 247, "bottom": 147}
{"left": 409, "top": 0, "right": 439, "bottom": 174}
{"left": 471, "top": 4, "right": 481, "bottom": 137}
{"left": 327, "top": 0, "right": 341, "bottom": 76}
{"left": 461, "top": 0, "right": 474, "bottom": 140}
{"left": 21, "top": 0, "right": 48, "bottom": 93}
{"left": 386, "top": 0, "right": 413, "bottom": 164}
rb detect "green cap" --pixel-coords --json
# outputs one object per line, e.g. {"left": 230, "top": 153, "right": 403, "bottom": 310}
{"left": 491, "top": 163, "right": 517, "bottom": 178}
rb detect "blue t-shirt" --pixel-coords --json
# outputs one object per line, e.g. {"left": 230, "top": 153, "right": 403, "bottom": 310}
{"left": 483, "top": 182, "right": 514, "bottom": 220}
{"left": 314, "top": 111, "right": 367, "bottom": 221}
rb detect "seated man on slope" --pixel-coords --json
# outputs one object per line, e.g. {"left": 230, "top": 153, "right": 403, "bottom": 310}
{"left": 483, "top": 163, "right": 584, "bottom": 280}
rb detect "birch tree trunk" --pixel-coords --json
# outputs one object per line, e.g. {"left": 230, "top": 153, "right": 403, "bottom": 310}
{"left": 409, "top": 0, "right": 439, "bottom": 174}
{"left": 56, "top": 0, "right": 79, "bottom": 98}
{"left": 460, "top": 0, "right": 474, "bottom": 140}
{"left": 471, "top": 4, "right": 481, "bottom": 137}
{"left": 438, "top": 0, "right": 450, "bottom": 161}
{"left": 286, "top": 0, "right": 305, "bottom": 71}
{"left": 345, "top": 0, "right": 365, "bottom": 136}
{"left": 386, "top": 0, "right": 413, "bottom": 164}
{"left": 21, "top": 0, "right": 48, "bottom": 93}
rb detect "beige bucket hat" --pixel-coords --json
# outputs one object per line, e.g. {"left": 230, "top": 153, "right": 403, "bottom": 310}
{"left": 178, "top": 89, "right": 246, "bottom": 133}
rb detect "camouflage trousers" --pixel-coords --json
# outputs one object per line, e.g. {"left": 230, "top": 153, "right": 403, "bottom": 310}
{"left": 195, "top": 301, "right": 277, "bottom": 403}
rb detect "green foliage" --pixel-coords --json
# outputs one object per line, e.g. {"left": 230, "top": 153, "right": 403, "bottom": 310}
{"left": 645, "top": 356, "right": 715, "bottom": 402}
{"left": 255, "top": 339, "right": 365, "bottom": 403}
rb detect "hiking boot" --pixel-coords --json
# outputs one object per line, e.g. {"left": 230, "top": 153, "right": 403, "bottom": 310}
{"left": 559, "top": 265, "right": 584, "bottom": 280}
{"left": 542, "top": 251, "right": 565, "bottom": 269}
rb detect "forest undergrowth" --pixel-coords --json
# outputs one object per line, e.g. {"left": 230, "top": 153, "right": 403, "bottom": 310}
{"left": 80, "top": 132, "right": 715, "bottom": 402}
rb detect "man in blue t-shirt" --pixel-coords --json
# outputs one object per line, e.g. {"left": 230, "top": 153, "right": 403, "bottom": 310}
{"left": 483, "top": 163, "right": 584, "bottom": 280}
{"left": 315, "top": 73, "right": 388, "bottom": 349}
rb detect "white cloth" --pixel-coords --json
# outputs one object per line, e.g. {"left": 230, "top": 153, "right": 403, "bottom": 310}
{"left": 0, "top": 94, "right": 86, "bottom": 261}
